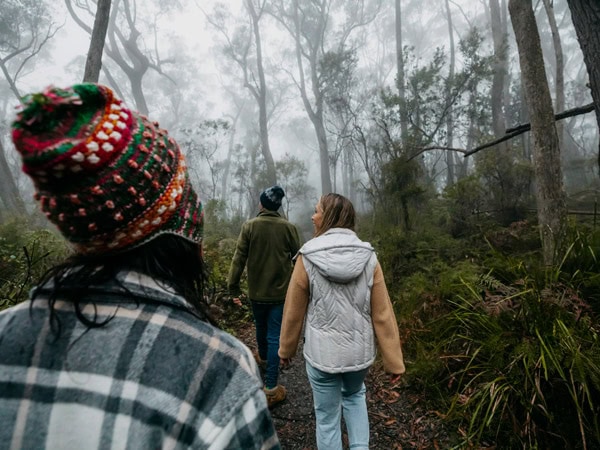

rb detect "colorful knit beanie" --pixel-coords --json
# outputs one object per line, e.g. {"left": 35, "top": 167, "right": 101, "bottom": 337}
{"left": 11, "top": 83, "right": 203, "bottom": 254}
{"left": 260, "top": 185, "right": 285, "bottom": 211}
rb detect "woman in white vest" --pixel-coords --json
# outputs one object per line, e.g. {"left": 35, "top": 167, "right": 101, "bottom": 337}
{"left": 279, "top": 193, "right": 405, "bottom": 450}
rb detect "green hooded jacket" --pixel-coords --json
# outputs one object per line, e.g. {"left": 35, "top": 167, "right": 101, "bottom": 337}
{"left": 227, "top": 210, "right": 302, "bottom": 303}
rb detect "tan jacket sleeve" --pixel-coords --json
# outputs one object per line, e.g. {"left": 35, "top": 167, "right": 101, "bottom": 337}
{"left": 279, "top": 255, "right": 309, "bottom": 359}
{"left": 371, "top": 262, "right": 405, "bottom": 374}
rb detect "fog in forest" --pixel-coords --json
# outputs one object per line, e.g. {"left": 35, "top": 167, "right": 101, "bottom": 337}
{"left": 1, "top": 0, "right": 598, "bottom": 232}
{"left": 4, "top": 3, "right": 600, "bottom": 446}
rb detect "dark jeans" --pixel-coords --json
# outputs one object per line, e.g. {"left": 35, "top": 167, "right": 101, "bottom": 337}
{"left": 251, "top": 301, "right": 284, "bottom": 389}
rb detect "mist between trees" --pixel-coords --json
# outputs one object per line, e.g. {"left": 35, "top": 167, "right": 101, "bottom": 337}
{"left": 3, "top": 1, "right": 600, "bottom": 447}
{"left": 0, "top": 0, "right": 598, "bottom": 244}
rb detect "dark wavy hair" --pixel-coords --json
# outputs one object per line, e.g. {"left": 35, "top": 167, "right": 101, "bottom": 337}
{"left": 34, "top": 234, "right": 214, "bottom": 334}
{"left": 315, "top": 193, "right": 356, "bottom": 237}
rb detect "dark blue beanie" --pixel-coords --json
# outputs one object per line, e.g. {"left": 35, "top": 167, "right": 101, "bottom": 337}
{"left": 260, "top": 185, "right": 285, "bottom": 211}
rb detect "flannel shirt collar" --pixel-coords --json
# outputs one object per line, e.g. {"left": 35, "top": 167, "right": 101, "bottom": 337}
{"left": 31, "top": 270, "right": 194, "bottom": 314}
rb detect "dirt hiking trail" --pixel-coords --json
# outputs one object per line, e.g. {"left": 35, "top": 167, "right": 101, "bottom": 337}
{"left": 235, "top": 324, "right": 453, "bottom": 449}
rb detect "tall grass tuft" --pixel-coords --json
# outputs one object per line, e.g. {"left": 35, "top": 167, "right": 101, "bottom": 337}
{"left": 427, "top": 233, "right": 600, "bottom": 449}
{"left": 0, "top": 217, "right": 71, "bottom": 311}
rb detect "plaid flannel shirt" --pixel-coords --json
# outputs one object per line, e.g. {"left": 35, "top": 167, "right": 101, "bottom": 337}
{"left": 0, "top": 271, "right": 280, "bottom": 449}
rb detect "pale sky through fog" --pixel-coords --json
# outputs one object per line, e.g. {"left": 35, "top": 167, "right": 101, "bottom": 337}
{"left": 22, "top": 2, "right": 221, "bottom": 90}
{"left": 9, "top": 0, "right": 594, "bottom": 213}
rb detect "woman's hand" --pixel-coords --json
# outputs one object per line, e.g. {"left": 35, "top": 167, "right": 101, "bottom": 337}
{"left": 280, "top": 357, "right": 292, "bottom": 370}
{"left": 390, "top": 373, "right": 402, "bottom": 384}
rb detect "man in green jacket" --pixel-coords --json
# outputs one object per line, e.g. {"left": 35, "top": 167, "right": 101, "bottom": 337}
{"left": 227, "top": 185, "right": 302, "bottom": 408}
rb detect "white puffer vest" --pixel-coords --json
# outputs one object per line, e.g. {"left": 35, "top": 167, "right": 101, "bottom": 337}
{"left": 300, "top": 228, "right": 378, "bottom": 373}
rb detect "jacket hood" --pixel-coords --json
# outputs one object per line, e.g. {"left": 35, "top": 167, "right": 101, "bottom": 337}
{"left": 300, "top": 228, "right": 374, "bottom": 283}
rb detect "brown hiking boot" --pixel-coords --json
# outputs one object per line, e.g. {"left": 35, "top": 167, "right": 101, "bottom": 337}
{"left": 252, "top": 349, "right": 267, "bottom": 370}
{"left": 264, "top": 385, "right": 286, "bottom": 409}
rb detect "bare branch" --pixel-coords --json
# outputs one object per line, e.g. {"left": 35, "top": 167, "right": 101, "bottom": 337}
{"left": 65, "top": 0, "right": 94, "bottom": 34}
{"left": 407, "top": 146, "right": 468, "bottom": 162}
{"left": 505, "top": 102, "right": 595, "bottom": 133}
{"left": 14, "top": 24, "right": 62, "bottom": 82}
{"left": 464, "top": 102, "right": 595, "bottom": 157}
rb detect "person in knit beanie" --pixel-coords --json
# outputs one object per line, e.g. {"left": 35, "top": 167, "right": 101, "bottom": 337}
{"left": 0, "top": 83, "right": 279, "bottom": 450}
{"left": 227, "top": 185, "right": 302, "bottom": 409}
{"left": 259, "top": 185, "right": 285, "bottom": 211}
{"left": 11, "top": 83, "right": 203, "bottom": 253}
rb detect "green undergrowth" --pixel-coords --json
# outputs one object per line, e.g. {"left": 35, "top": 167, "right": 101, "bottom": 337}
{"left": 3, "top": 209, "right": 600, "bottom": 448}
{"left": 202, "top": 225, "right": 253, "bottom": 334}
{"left": 0, "top": 217, "right": 71, "bottom": 311}
{"left": 373, "top": 217, "right": 600, "bottom": 448}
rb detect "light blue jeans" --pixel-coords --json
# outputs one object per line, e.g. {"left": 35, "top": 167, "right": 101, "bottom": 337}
{"left": 306, "top": 362, "right": 370, "bottom": 450}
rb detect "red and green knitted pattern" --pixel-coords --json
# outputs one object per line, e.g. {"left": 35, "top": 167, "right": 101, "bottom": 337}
{"left": 12, "top": 83, "right": 203, "bottom": 254}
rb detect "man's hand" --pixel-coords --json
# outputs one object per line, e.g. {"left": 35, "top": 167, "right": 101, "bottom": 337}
{"left": 231, "top": 293, "right": 246, "bottom": 306}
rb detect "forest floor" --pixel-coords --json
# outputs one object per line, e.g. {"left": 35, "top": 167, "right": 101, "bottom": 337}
{"left": 234, "top": 323, "right": 457, "bottom": 450}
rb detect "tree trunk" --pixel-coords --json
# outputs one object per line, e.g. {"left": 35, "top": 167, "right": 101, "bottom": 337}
{"left": 83, "top": 0, "right": 112, "bottom": 83}
{"left": 395, "top": 0, "right": 409, "bottom": 144}
{"left": 565, "top": 0, "right": 600, "bottom": 173}
{"left": 518, "top": 74, "right": 531, "bottom": 161}
{"left": 542, "top": 0, "right": 565, "bottom": 149}
{"left": 461, "top": 93, "right": 477, "bottom": 180}
{"left": 314, "top": 108, "right": 332, "bottom": 193}
{"left": 343, "top": 145, "right": 356, "bottom": 204}
{"left": 489, "top": 0, "right": 508, "bottom": 143}
{"left": 444, "top": 0, "right": 455, "bottom": 188}
{"left": 290, "top": 0, "right": 332, "bottom": 194}
{"left": 0, "top": 139, "right": 27, "bottom": 216}
{"left": 221, "top": 107, "right": 243, "bottom": 203}
{"left": 509, "top": 0, "right": 567, "bottom": 266}
{"left": 501, "top": 0, "right": 512, "bottom": 126}
{"left": 67, "top": 0, "right": 150, "bottom": 115}
{"left": 0, "top": 63, "right": 21, "bottom": 101}
{"left": 0, "top": 80, "right": 27, "bottom": 217}
{"left": 246, "top": 0, "right": 277, "bottom": 186}
{"left": 129, "top": 72, "right": 149, "bottom": 116}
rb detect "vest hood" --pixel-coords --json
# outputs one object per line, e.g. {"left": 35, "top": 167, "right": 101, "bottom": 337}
{"left": 300, "top": 228, "right": 374, "bottom": 283}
